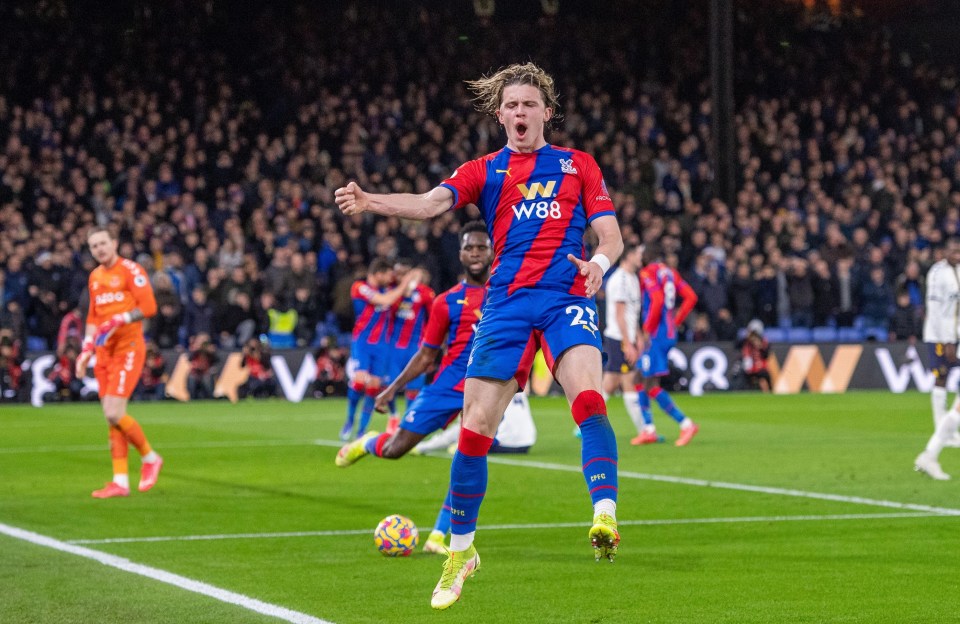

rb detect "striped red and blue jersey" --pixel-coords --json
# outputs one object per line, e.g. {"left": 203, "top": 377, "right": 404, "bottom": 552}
{"left": 350, "top": 280, "right": 392, "bottom": 346}
{"left": 390, "top": 283, "right": 435, "bottom": 350}
{"left": 639, "top": 263, "right": 697, "bottom": 340}
{"left": 440, "top": 144, "right": 615, "bottom": 298}
{"left": 421, "top": 281, "right": 487, "bottom": 392}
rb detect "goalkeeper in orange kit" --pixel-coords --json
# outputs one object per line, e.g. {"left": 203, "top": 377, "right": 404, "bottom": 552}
{"left": 75, "top": 226, "right": 163, "bottom": 498}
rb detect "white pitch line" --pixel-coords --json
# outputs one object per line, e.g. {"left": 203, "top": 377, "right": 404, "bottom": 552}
{"left": 6, "top": 437, "right": 958, "bottom": 517}
{"left": 0, "top": 439, "right": 320, "bottom": 455}
{"left": 0, "top": 522, "right": 333, "bottom": 624}
{"left": 484, "top": 455, "right": 960, "bottom": 516}
{"left": 68, "top": 511, "right": 949, "bottom": 545}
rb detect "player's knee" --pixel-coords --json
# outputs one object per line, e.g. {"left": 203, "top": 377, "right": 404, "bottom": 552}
{"left": 571, "top": 390, "right": 606, "bottom": 425}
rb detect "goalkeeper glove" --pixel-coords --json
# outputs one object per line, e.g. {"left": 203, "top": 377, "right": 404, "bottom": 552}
{"left": 94, "top": 312, "right": 132, "bottom": 346}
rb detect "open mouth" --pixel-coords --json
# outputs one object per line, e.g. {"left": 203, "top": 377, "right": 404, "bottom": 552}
{"left": 516, "top": 123, "right": 528, "bottom": 139}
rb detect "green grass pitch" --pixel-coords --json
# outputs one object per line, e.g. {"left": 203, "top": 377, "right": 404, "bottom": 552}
{"left": 1, "top": 391, "right": 958, "bottom": 623}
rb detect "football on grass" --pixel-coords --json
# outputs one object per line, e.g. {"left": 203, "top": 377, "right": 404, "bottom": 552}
{"left": 374, "top": 514, "right": 419, "bottom": 556}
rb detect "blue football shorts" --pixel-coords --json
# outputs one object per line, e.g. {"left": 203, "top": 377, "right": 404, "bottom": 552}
{"left": 466, "top": 288, "right": 603, "bottom": 385}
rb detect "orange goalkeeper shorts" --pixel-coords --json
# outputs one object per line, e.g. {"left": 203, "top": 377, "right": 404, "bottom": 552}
{"left": 94, "top": 340, "right": 146, "bottom": 399}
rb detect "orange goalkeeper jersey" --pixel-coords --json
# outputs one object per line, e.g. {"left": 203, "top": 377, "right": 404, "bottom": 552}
{"left": 87, "top": 258, "right": 157, "bottom": 347}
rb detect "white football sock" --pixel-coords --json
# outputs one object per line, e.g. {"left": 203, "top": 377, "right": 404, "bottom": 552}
{"left": 924, "top": 408, "right": 960, "bottom": 458}
{"left": 142, "top": 451, "right": 159, "bottom": 463}
{"left": 449, "top": 531, "right": 475, "bottom": 552}
{"left": 593, "top": 498, "right": 617, "bottom": 519}
{"left": 622, "top": 391, "right": 643, "bottom": 432}
{"left": 114, "top": 474, "right": 130, "bottom": 489}
{"left": 932, "top": 386, "right": 947, "bottom": 429}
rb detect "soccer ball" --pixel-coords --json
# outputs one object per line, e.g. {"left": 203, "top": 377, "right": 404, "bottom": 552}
{"left": 374, "top": 514, "right": 419, "bottom": 557}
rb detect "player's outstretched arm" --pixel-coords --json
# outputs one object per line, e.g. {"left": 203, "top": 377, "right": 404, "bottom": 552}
{"left": 374, "top": 345, "right": 440, "bottom": 413}
{"left": 335, "top": 182, "right": 454, "bottom": 220}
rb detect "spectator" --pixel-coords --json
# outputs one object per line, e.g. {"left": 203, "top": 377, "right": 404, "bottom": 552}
{"left": 736, "top": 320, "right": 771, "bottom": 392}
{"left": 859, "top": 266, "right": 894, "bottom": 334}
{"left": 57, "top": 305, "right": 84, "bottom": 353}
{"left": 691, "top": 312, "right": 716, "bottom": 342}
{"left": 787, "top": 258, "right": 815, "bottom": 328}
{"left": 810, "top": 259, "right": 838, "bottom": 327}
{"left": 135, "top": 340, "right": 169, "bottom": 401}
{"left": 728, "top": 263, "right": 756, "bottom": 328}
{"left": 889, "top": 291, "right": 922, "bottom": 343}
{"left": 150, "top": 272, "right": 183, "bottom": 349}
{"left": 292, "top": 286, "right": 321, "bottom": 347}
{"left": 0, "top": 331, "right": 23, "bottom": 402}
{"left": 44, "top": 343, "right": 83, "bottom": 402}
{"left": 313, "top": 339, "right": 347, "bottom": 398}
{"left": 240, "top": 337, "right": 277, "bottom": 399}
{"left": 216, "top": 290, "right": 257, "bottom": 349}
{"left": 713, "top": 308, "right": 739, "bottom": 342}
{"left": 187, "top": 333, "right": 218, "bottom": 400}
{"left": 182, "top": 285, "right": 216, "bottom": 346}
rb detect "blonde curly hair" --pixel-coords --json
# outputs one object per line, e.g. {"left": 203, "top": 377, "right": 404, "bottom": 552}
{"left": 465, "top": 62, "right": 560, "bottom": 124}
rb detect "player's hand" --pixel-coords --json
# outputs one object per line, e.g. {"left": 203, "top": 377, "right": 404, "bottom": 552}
{"left": 334, "top": 182, "right": 369, "bottom": 216}
{"left": 624, "top": 342, "right": 639, "bottom": 366}
{"left": 374, "top": 386, "right": 397, "bottom": 413}
{"left": 635, "top": 332, "right": 648, "bottom": 354}
{"left": 94, "top": 313, "right": 129, "bottom": 346}
{"left": 402, "top": 268, "right": 423, "bottom": 291}
{"left": 567, "top": 254, "right": 604, "bottom": 297}
{"left": 75, "top": 339, "right": 94, "bottom": 378}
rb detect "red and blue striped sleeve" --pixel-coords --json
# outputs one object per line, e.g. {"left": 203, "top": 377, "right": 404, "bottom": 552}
{"left": 440, "top": 158, "right": 485, "bottom": 210}
{"left": 421, "top": 293, "right": 451, "bottom": 349}
{"left": 574, "top": 151, "right": 616, "bottom": 223}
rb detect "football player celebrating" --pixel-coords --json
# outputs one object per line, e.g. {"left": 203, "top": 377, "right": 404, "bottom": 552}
{"left": 336, "top": 62, "right": 622, "bottom": 609}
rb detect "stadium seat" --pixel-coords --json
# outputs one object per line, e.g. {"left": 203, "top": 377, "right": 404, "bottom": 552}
{"left": 837, "top": 327, "right": 865, "bottom": 343}
{"left": 786, "top": 327, "right": 813, "bottom": 343}
{"left": 267, "top": 332, "right": 296, "bottom": 349}
{"left": 863, "top": 327, "right": 888, "bottom": 342}
{"left": 26, "top": 336, "right": 48, "bottom": 351}
{"left": 811, "top": 326, "right": 838, "bottom": 343}
{"left": 764, "top": 328, "right": 788, "bottom": 343}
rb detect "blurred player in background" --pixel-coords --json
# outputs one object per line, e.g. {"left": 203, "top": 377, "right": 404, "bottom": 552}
{"left": 336, "top": 222, "right": 493, "bottom": 552}
{"left": 383, "top": 258, "right": 435, "bottom": 433}
{"left": 914, "top": 236, "right": 960, "bottom": 479}
{"left": 75, "top": 226, "right": 162, "bottom": 498}
{"left": 341, "top": 258, "right": 420, "bottom": 441}
{"left": 634, "top": 242, "right": 699, "bottom": 446}
{"left": 600, "top": 242, "right": 647, "bottom": 442}
{"left": 336, "top": 62, "right": 622, "bottom": 610}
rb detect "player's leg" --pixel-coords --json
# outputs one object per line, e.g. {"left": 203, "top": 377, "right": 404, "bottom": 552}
{"left": 336, "top": 388, "right": 460, "bottom": 466}
{"left": 91, "top": 356, "right": 130, "bottom": 498}
{"left": 431, "top": 376, "right": 511, "bottom": 609}
{"left": 343, "top": 355, "right": 367, "bottom": 440}
{"left": 95, "top": 348, "right": 162, "bottom": 496}
{"left": 929, "top": 343, "right": 960, "bottom": 446}
{"left": 554, "top": 345, "right": 621, "bottom": 562}
{"left": 632, "top": 351, "right": 662, "bottom": 445}
{"left": 929, "top": 343, "right": 949, "bottom": 429}
{"left": 619, "top": 371, "right": 643, "bottom": 434}
{"left": 357, "top": 375, "right": 381, "bottom": 437}
{"left": 916, "top": 396, "right": 960, "bottom": 480}
{"left": 646, "top": 339, "right": 698, "bottom": 446}
{"left": 424, "top": 490, "right": 453, "bottom": 554}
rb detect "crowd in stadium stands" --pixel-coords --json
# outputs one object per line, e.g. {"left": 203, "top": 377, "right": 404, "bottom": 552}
{"left": 0, "top": 2, "right": 958, "bottom": 401}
